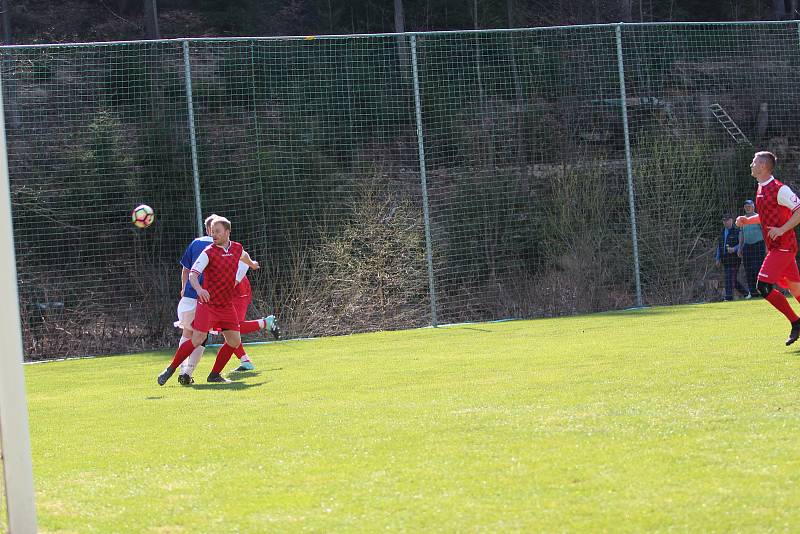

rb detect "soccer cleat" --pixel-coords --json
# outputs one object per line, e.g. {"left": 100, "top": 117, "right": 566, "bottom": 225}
{"left": 786, "top": 320, "right": 800, "bottom": 346}
{"left": 157, "top": 367, "right": 176, "bottom": 386}
{"left": 177, "top": 374, "right": 195, "bottom": 385}
{"left": 266, "top": 315, "right": 281, "bottom": 340}
{"left": 207, "top": 372, "right": 231, "bottom": 383}
{"left": 234, "top": 361, "right": 255, "bottom": 371}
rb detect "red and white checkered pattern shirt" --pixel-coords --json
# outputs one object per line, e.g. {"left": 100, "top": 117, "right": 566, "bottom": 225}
{"left": 756, "top": 176, "right": 800, "bottom": 253}
{"left": 190, "top": 240, "right": 244, "bottom": 307}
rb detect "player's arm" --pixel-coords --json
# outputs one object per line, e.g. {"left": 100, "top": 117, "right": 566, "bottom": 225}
{"left": 240, "top": 250, "right": 260, "bottom": 270}
{"left": 736, "top": 214, "right": 759, "bottom": 227}
{"left": 769, "top": 186, "right": 800, "bottom": 238}
{"left": 236, "top": 261, "right": 250, "bottom": 285}
{"left": 189, "top": 252, "right": 211, "bottom": 303}
{"left": 179, "top": 242, "right": 196, "bottom": 297}
{"left": 180, "top": 267, "right": 189, "bottom": 297}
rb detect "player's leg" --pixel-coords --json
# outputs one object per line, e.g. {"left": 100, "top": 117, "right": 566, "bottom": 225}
{"left": 173, "top": 297, "right": 206, "bottom": 384}
{"left": 239, "top": 315, "right": 280, "bottom": 339}
{"left": 758, "top": 251, "right": 800, "bottom": 345}
{"left": 180, "top": 322, "right": 208, "bottom": 383}
{"left": 158, "top": 327, "right": 208, "bottom": 386}
{"left": 179, "top": 335, "right": 209, "bottom": 385}
{"left": 232, "top": 294, "right": 255, "bottom": 371}
{"left": 159, "top": 304, "right": 212, "bottom": 385}
{"left": 206, "top": 306, "right": 241, "bottom": 383}
{"left": 207, "top": 331, "right": 241, "bottom": 383}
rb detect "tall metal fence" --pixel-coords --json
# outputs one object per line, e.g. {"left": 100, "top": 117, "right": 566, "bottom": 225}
{"left": 3, "top": 22, "right": 795, "bottom": 359}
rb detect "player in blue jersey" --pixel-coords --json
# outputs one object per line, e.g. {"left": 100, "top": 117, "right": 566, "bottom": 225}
{"left": 173, "top": 214, "right": 279, "bottom": 385}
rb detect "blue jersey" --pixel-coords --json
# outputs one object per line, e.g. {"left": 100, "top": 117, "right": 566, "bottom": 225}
{"left": 180, "top": 236, "right": 213, "bottom": 299}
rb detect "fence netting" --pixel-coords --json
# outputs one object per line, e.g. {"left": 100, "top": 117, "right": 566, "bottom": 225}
{"left": 3, "top": 23, "right": 796, "bottom": 359}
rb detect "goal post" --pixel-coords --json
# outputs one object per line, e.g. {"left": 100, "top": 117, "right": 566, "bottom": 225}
{"left": 0, "top": 71, "right": 37, "bottom": 533}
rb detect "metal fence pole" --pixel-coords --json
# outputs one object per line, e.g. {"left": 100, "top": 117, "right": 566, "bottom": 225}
{"left": 410, "top": 34, "right": 438, "bottom": 326}
{"left": 182, "top": 40, "right": 203, "bottom": 236}
{"left": 0, "top": 71, "right": 37, "bottom": 534}
{"left": 615, "top": 23, "right": 643, "bottom": 307}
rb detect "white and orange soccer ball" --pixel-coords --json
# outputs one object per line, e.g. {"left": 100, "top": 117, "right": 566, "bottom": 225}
{"left": 131, "top": 204, "right": 155, "bottom": 228}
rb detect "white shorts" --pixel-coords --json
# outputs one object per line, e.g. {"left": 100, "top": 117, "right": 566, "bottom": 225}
{"left": 174, "top": 297, "right": 198, "bottom": 330}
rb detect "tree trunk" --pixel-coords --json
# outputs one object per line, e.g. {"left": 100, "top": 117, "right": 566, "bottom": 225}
{"left": 773, "top": 0, "right": 787, "bottom": 19}
{"left": 621, "top": 0, "right": 633, "bottom": 21}
{"left": 394, "top": 0, "right": 409, "bottom": 78}
{"left": 1, "top": 0, "right": 20, "bottom": 129}
{"left": 394, "top": 0, "right": 405, "bottom": 33}
{"left": 143, "top": 0, "right": 160, "bottom": 39}
{"left": 1, "top": 0, "right": 10, "bottom": 44}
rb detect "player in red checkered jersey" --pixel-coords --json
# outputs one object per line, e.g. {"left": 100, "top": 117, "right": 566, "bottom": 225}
{"left": 736, "top": 151, "right": 800, "bottom": 345}
{"left": 158, "top": 217, "right": 260, "bottom": 384}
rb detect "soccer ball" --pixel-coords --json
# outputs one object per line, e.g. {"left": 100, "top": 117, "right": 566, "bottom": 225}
{"left": 131, "top": 204, "right": 155, "bottom": 228}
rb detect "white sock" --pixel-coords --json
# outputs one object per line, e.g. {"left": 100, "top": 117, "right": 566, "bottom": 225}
{"left": 240, "top": 354, "right": 250, "bottom": 363}
{"left": 182, "top": 345, "right": 206, "bottom": 376}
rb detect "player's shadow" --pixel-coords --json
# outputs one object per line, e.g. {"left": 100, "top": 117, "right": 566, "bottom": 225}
{"left": 191, "top": 380, "right": 268, "bottom": 391}
{"left": 227, "top": 368, "right": 282, "bottom": 378}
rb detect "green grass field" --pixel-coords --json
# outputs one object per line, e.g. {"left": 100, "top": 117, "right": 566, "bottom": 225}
{"left": 20, "top": 301, "right": 800, "bottom": 532}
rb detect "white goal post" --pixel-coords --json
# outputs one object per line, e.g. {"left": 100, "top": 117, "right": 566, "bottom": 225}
{"left": 0, "top": 72, "right": 37, "bottom": 533}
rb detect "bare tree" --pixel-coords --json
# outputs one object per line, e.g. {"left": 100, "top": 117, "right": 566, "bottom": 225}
{"left": 143, "top": 0, "right": 159, "bottom": 39}
{"left": 621, "top": 0, "right": 633, "bottom": 21}
{"left": 773, "top": 0, "right": 787, "bottom": 19}
{"left": 1, "top": 0, "right": 10, "bottom": 44}
{"left": 394, "top": 0, "right": 409, "bottom": 78}
{"left": 394, "top": 0, "right": 405, "bottom": 32}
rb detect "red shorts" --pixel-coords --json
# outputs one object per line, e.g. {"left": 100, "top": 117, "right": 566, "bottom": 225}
{"left": 758, "top": 249, "right": 800, "bottom": 288}
{"left": 192, "top": 302, "right": 240, "bottom": 333}
{"left": 233, "top": 293, "right": 252, "bottom": 323}
{"left": 233, "top": 276, "right": 252, "bottom": 322}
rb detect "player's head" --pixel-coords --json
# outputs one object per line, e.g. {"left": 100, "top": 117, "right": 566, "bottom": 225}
{"left": 751, "top": 151, "right": 776, "bottom": 179}
{"left": 211, "top": 217, "right": 232, "bottom": 245}
{"left": 204, "top": 214, "right": 220, "bottom": 235}
{"left": 743, "top": 199, "right": 755, "bottom": 213}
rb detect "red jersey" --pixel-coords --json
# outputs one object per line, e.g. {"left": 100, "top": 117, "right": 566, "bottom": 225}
{"left": 756, "top": 177, "right": 800, "bottom": 253}
{"left": 192, "top": 241, "right": 243, "bottom": 307}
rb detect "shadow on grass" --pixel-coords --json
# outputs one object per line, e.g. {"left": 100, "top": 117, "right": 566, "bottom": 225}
{"left": 190, "top": 380, "right": 268, "bottom": 391}
{"left": 229, "top": 368, "right": 283, "bottom": 376}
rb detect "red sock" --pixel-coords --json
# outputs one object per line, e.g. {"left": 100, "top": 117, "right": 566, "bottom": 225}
{"left": 766, "top": 290, "right": 800, "bottom": 323}
{"left": 169, "top": 339, "right": 197, "bottom": 369}
{"left": 239, "top": 320, "right": 261, "bottom": 334}
{"left": 211, "top": 344, "right": 236, "bottom": 374}
{"left": 233, "top": 344, "right": 246, "bottom": 359}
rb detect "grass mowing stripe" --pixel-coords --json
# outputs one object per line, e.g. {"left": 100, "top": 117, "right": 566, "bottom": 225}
{"left": 23, "top": 301, "right": 800, "bottom": 532}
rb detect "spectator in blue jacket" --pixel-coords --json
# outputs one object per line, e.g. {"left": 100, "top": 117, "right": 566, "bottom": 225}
{"left": 737, "top": 199, "right": 766, "bottom": 298}
{"left": 716, "top": 213, "right": 748, "bottom": 301}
